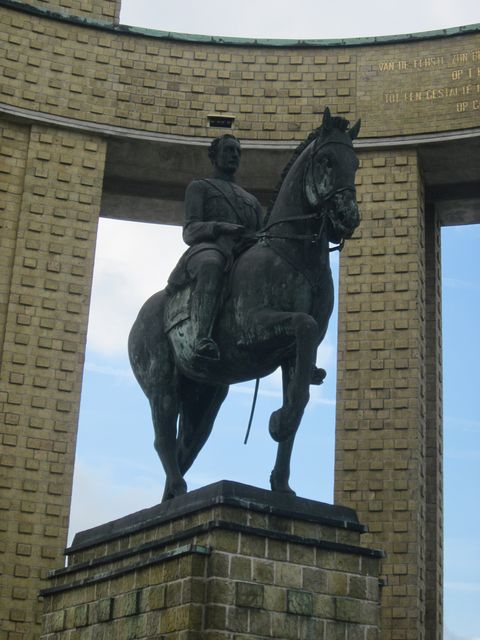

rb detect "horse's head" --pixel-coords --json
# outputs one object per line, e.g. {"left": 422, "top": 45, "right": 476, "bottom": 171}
{"left": 304, "top": 107, "right": 361, "bottom": 244}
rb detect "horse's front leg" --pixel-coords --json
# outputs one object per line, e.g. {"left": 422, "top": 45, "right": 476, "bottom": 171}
{"left": 268, "top": 312, "right": 319, "bottom": 443}
{"left": 270, "top": 360, "right": 297, "bottom": 495}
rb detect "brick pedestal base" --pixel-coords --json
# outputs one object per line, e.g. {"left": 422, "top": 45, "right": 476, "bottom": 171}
{"left": 41, "top": 481, "right": 383, "bottom": 639}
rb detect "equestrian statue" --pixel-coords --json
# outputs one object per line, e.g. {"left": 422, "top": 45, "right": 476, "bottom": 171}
{"left": 128, "top": 107, "right": 361, "bottom": 501}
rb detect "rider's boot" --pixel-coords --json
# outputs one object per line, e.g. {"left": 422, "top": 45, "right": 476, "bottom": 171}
{"left": 191, "top": 264, "right": 223, "bottom": 360}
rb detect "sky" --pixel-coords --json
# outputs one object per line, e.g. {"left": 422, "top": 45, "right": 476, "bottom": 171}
{"left": 69, "top": 2, "right": 480, "bottom": 639}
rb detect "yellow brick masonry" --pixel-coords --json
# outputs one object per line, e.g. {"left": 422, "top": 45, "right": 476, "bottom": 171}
{"left": 335, "top": 149, "right": 428, "bottom": 640}
{"left": 1, "top": 3, "right": 476, "bottom": 638}
{"left": 20, "top": 0, "right": 120, "bottom": 23}
{"left": 0, "top": 122, "right": 106, "bottom": 639}
{"left": 0, "top": 5, "right": 355, "bottom": 141}
{"left": 1, "top": 4, "right": 479, "bottom": 140}
{"left": 0, "top": 122, "right": 30, "bottom": 360}
{"left": 40, "top": 502, "right": 381, "bottom": 639}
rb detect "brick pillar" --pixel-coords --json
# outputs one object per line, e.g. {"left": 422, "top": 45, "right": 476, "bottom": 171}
{"left": 424, "top": 206, "right": 443, "bottom": 640}
{"left": 0, "top": 120, "right": 106, "bottom": 639}
{"left": 335, "top": 149, "right": 428, "bottom": 639}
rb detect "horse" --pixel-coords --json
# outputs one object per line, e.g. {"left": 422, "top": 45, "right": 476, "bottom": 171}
{"left": 128, "top": 108, "right": 361, "bottom": 501}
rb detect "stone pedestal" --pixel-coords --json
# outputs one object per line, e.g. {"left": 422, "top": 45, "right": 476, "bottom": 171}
{"left": 40, "top": 481, "right": 383, "bottom": 639}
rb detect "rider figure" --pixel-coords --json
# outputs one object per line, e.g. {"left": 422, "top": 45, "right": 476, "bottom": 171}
{"left": 168, "top": 134, "right": 263, "bottom": 360}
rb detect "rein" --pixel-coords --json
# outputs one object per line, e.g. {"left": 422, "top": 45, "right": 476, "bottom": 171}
{"left": 257, "top": 216, "right": 344, "bottom": 252}
{"left": 262, "top": 185, "right": 354, "bottom": 232}
{"left": 257, "top": 184, "right": 355, "bottom": 245}
{"left": 257, "top": 212, "right": 324, "bottom": 243}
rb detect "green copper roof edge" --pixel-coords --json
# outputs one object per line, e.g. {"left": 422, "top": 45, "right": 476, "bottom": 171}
{"left": 119, "top": 22, "right": 480, "bottom": 47}
{"left": 1, "top": 0, "right": 480, "bottom": 46}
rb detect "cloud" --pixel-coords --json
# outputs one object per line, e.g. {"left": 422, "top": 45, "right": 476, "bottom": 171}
{"left": 68, "top": 459, "right": 164, "bottom": 544}
{"left": 84, "top": 361, "right": 133, "bottom": 379}
{"left": 87, "top": 219, "right": 185, "bottom": 357}
{"left": 445, "top": 629, "right": 480, "bottom": 640}
{"left": 88, "top": 219, "right": 340, "bottom": 368}
{"left": 120, "top": 0, "right": 480, "bottom": 40}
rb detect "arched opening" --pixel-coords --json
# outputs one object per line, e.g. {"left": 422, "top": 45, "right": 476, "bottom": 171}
{"left": 69, "top": 215, "right": 340, "bottom": 539}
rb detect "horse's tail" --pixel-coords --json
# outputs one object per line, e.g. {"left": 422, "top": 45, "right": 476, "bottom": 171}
{"left": 128, "top": 289, "right": 171, "bottom": 396}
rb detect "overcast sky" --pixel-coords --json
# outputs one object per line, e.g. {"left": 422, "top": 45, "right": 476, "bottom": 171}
{"left": 120, "top": 0, "right": 480, "bottom": 40}
{"left": 70, "top": 3, "right": 480, "bottom": 639}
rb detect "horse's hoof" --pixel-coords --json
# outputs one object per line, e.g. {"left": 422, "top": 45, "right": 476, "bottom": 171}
{"left": 274, "top": 486, "right": 297, "bottom": 497}
{"left": 269, "top": 409, "right": 296, "bottom": 442}
{"left": 171, "top": 478, "right": 188, "bottom": 497}
{"left": 162, "top": 478, "right": 187, "bottom": 502}
{"left": 270, "top": 473, "right": 296, "bottom": 496}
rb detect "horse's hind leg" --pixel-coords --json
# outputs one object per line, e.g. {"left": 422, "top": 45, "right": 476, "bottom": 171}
{"left": 176, "top": 379, "right": 229, "bottom": 476}
{"left": 148, "top": 370, "right": 187, "bottom": 502}
{"left": 271, "top": 436, "right": 296, "bottom": 495}
{"left": 128, "top": 290, "right": 185, "bottom": 501}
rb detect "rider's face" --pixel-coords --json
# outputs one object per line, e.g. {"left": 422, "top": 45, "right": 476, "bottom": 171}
{"left": 214, "top": 138, "right": 241, "bottom": 175}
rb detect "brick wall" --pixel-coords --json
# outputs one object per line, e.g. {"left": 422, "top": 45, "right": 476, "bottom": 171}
{"left": 14, "top": 0, "right": 120, "bottom": 23}
{"left": 334, "top": 149, "right": 428, "bottom": 639}
{"left": 1, "top": 4, "right": 479, "bottom": 141}
{"left": 0, "top": 122, "right": 106, "bottom": 638}
{"left": 1, "top": 3, "right": 475, "bottom": 638}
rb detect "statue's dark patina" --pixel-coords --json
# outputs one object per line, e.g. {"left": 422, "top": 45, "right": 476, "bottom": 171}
{"left": 129, "top": 108, "right": 361, "bottom": 501}
{"left": 167, "top": 133, "right": 264, "bottom": 361}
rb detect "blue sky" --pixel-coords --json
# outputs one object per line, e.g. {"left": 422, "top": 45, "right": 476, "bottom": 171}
{"left": 69, "top": 3, "right": 480, "bottom": 639}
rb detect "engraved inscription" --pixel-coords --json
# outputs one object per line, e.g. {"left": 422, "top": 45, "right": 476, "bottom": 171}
{"left": 376, "top": 49, "right": 480, "bottom": 113}
{"left": 377, "top": 55, "right": 445, "bottom": 72}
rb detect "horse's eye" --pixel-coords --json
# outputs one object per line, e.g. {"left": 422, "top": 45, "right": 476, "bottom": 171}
{"left": 317, "top": 155, "right": 333, "bottom": 170}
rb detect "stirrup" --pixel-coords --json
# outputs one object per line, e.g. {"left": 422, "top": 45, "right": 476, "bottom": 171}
{"left": 195, "top": 337, "right": 220, "bottom": 361}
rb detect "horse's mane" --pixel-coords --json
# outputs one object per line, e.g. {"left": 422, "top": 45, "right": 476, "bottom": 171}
{"left": 265, "top": 116, "right": 350, "bottom": 223}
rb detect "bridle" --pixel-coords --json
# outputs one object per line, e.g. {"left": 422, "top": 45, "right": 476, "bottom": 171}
{"left": 256, "top": 137, "right": 357, "bottom": 250}
{"left": 256, "top": 187, "right": 355, "bottom": 250}
{"left": 303, "top": 138, "right": 357, "bottom": 214}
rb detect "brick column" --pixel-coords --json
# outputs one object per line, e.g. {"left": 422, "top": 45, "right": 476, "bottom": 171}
{"left": 424, "top": 205, "right": 443, "bottom": 640}
{"left": 334, "top": 149, "right": 428, "bottom": 639}
{"left": 0, "top": 120, "right": 106, "bottom": 639}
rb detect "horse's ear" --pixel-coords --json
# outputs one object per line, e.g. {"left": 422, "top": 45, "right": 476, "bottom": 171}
{"left": 322, "top": 107, "right": 332, "bottom": 132}
{"left": 349, "top": 118, "right": 361, "bottom": 140}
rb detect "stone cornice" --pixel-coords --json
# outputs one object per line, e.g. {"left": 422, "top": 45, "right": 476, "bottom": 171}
{"left": 2, "top": 101, "right": 480, "bottom": 151}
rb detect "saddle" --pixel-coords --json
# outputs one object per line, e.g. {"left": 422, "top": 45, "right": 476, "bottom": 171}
{"left": 164, "top": 283, "right": 193, "bottom": 334}
{"left": 165, "top": 236, "right": 257, "bottom": 335}
{"left": 165, "top": 257, "right": 234, "bottom": 336}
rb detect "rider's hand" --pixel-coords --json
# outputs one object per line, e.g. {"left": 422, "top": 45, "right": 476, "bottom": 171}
{"left": 215, "top": 222, "right": 245, "bottom": 237}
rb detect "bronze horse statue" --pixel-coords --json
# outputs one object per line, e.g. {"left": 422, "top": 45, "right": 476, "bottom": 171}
{"left": 128, "top": 108, "right": 361, "bottom": 500}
